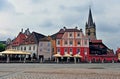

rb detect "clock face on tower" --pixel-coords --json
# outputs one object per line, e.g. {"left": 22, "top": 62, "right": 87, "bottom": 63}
{"left": 90, "top": 28, "right": 95, "bottom": 32}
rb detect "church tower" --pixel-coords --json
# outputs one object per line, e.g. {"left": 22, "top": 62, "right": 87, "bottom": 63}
{"left": 85, "top": 8, "right": 96, "bottom": 40}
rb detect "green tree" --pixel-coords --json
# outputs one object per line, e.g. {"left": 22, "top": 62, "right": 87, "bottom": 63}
{"left": 0, "top": 43, "right": 6, "bottom": 52}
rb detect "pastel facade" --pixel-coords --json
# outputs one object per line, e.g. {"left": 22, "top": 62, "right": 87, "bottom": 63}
{"left": 38, "top": 36, "right": 57, "bottom": 61}
{"left": 38, "top": 41, "right": 51, "bottom": 60}
{"left": 56, "top": 27, "right": 89, "bottom": 61}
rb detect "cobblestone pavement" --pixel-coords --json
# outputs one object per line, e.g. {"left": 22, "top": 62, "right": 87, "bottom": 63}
{"left": 0, "top": 63, "right": 120, "bottom": 79}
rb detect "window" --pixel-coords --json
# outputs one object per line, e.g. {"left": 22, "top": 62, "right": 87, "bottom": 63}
{"left": 77, "top": 48, "right": 80, "bottom": 54}
{"left": 29, "top": 46, "right": 31, "bottom": 50}
{"left": 77, "top": 41, "right": 80, "bottom": 45}
{"left": 57, "top": 40, "right": 60, "bottom": 45}
{"left": 40, "top": 49, "right": 42, "bottom": 52}
{"left": 21, "top": 47, "right": 23, "bottom": 50}
{"left": 40, "top": 43, "right": 43, "bottom": 46}
{"left": 70, "top": 48, "right": 72, "bottom": 54}
{"left": 77, "top": 33, "right": 80, "bottom": 37}
{"left": 64, "top": 48, "right": 67, "bottom": 52}
{"left": 24, "top": 47, "right": 26, "bottom": 50}
{"left": 48, "top": 48, "right": 50, "bottom": 52}
{"left": 48, "top": 43, "right": 50, "bottom": 46}
{"left": 57, "top": 48, "right": 60, "bottom": 53}
{"left": 69, "top": 40, "right": 73, "bottom": 45}
{"left": 52, "top": 48, "right": 54, "bottom": 52}
{"left": 69, "top": 33, "right": 72, "bottom": 37}
{"left": 64, "top": 40, "right": 67, "bottom": 45}
{"left": 88, "top": 30, "right": 90, "bottom": 35}
{"left": 70, "top": 48, "right": 72, "bottom": 52}
{"left": 33, "top": 46, "right": 35, "bottom": 50}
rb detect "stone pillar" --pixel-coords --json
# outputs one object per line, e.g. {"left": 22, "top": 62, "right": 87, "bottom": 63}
{"left": 102, "top": 59, "right": 104, "bottom": 63}
{"left": 89, "top": 60, "right": 91, "bottom": 63}
{"left": 24, "top": 55, "right": 26, "bottom": 63}
{"left": 57, "top": 58, "right": 59, "bottom": 63}
{"left": 74, "top": 57, "right": 76, "bottom": 64}
{"left": 7, "top": 54, "right": 9, "bottom": 63}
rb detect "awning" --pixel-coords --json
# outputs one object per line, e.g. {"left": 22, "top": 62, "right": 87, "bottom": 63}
{"left": 73, "top": 54, "right": 82, "bottom": 58}
{"left": 0, "top": 52, "right": 2, "bottom": 56}
{"left": 53, "top": 53, "right": 62, "bottom": 57}
{"left": 1, "top": 49, "right": 31, "bottom": 55}
{"left": 63, "top": 53, "right": 72, "bottom": 57}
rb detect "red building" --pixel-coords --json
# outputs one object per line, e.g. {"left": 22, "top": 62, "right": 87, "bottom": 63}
{"left": 56, "top": 27, "right": 89, "bottom": 62}
{"left": 116, "top": 48, "right": 120, "bottom": 61}
{"left": 85, "top": 8, "right": 118, "bottom": 63}
{"left": 88, "top": 40, "right": 118, "bottom": 63}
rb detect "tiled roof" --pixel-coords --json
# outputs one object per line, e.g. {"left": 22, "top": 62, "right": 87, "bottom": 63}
{"left": 12, "top": 32, "right": 27, "bottom": 46}
{"left": 50, "top": 32, "right": 58, "bottom": 39}
{"left": 56, "top": 34, "right": 63, "bottom": 39}
{"left": 59, "top": 29, "right": 65, "bottom": 33}
{"left": 22, "top": 32, "right": 46, "bottom": 45}
{"left": 65, "top": 29, "right": 80, "bottom": 32}
{"left": 39, "top": 36, "right": 51, "bottom": 41}
{"left": 56, "top": 27, "right": 83, "bottom": 39}
{"left": 33, "top": 32, "right": 46, "bottom": 43}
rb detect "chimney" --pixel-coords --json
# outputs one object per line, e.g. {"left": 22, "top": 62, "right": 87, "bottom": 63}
{"left": 63, "top": 26, "right": 66, "bottom": 30}
{"left": 75, "top": 26, "right": 78, "bottom": 29}
{"left": 80, "top": 29, "right": 82, "bottom": 32}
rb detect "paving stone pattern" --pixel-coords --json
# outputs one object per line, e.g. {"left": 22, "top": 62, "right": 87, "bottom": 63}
{"left": 0, "top": 64, "right": 120, "bottom": 79}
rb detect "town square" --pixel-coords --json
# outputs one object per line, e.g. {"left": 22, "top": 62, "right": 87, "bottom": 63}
{"left": 0, "top": 0, "right": 120, "bottom": 79}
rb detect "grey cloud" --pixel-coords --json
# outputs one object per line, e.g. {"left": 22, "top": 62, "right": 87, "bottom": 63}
{"left": 97, "top": 23, "right": 120, "bottom": 34}
{"left": 39, "top": 20, "right": 54, "bottom": 27}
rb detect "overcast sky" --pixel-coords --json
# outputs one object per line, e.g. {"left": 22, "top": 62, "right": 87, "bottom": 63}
{"left": 0, "top": 0, "right": 120, "bottom": 51}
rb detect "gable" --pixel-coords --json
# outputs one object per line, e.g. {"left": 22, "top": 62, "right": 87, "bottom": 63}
{"left": 12, "top": 32, "right": 27, "bottom": 46}
{"left": 22, "top": 32, "right": 45, "bottom": 45}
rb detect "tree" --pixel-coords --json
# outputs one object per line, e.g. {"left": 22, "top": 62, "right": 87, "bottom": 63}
{"left": 0, "top": 43, "right": 6, "bottom": 52}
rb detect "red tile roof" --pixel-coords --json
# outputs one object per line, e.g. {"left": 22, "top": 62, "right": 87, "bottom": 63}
{"left": 12, "top": 32, "right": 27, "bottom": 46}
{"left": 22, "top": 32, "right": 46, "bottom": 45}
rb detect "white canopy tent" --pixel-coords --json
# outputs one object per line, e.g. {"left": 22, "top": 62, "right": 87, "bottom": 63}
{"left": 0, "top": 49, "right": 31, "bottom": 63}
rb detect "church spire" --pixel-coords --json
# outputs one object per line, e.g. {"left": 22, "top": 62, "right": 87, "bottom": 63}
{"left": 85, "top": 7, "right": 97, "bottom": 40}
{"left": 88, "top": 7, "right": 94, "bottom": 26}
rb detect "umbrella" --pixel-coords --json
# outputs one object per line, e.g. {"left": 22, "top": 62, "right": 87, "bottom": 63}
{"left": 63, "top": 53, "right": 72, "bottom": 57}
{"left": 53, "top": 53, "right": 62, "bottom": 57}
{"left": 73, "top": 54, "right": 82, "bottom": 58}
{"left": 1, "top": 49, "right": 31, "bottom": 55}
